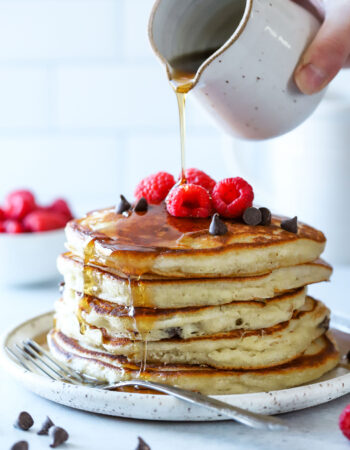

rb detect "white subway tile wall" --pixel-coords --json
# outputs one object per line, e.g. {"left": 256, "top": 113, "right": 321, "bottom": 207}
{"left": 0, "top": 0, "right": 224, "bottom": 213}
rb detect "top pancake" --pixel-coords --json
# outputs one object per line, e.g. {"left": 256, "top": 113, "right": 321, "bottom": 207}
{"left": 66, "top": 203, "right": 326, "bottom": 278}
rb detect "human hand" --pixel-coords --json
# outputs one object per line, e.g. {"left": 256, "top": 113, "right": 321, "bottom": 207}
{"left": 293, "top": 0, "right": 350, "bottom": 94}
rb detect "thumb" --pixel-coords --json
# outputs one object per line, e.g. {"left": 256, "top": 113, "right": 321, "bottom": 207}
{"left": 295, "top": 5, "right": 350, "bottom": 94}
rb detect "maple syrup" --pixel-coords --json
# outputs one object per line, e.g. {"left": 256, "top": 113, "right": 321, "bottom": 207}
{"left": 73, "top": 203, "right": 213, "bottom": 254}
{"left": 168, "top": 48, "right": 220, "bottom": 183}
{"left": 75, "top": 49, "right": 223, "bottom": 378}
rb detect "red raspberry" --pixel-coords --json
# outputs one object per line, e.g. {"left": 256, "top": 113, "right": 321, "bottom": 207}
{"left": 4, "top": 219, "right": 24, "bottom": 234}
{"left": 0, "top": 208, "right": 5, "bottom": 221}
{"left": 135, "top": 172, "right": 175, "bottom": 204}
{"left": 4, "top": 190, "right": 36, "bottom": 220}
{"left": 212, "top": 177, "right": 254, "bottom": 218}
{"left": 166, "top": 184, "right": 212, "bottom": 218}
{"left": 0, "top": 221, "right": 5, "bottom": 233}
{"left": 49, "top": 198, "right": 73, "bottom": 220}
{"left": 183, "top": 168, "right": 216, "bottom": 194}
{"left": 339, "top": 405, "right": 350, "bottom": 439}
{"left": 23, "top": 210, "right": 68, "bottom": 232}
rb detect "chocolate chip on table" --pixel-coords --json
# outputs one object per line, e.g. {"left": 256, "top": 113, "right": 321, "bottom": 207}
{"left": 49, "top": 426, "right": 69, "bottom": 448}
{"left": 116, "top": 194, "right": 131, "bottom": 214}
{"left": 242, "top": 207, "right": 262, "bottom": 226}
{"left": 14, "top": 412, "right": 34, "bottom": 431}
{"left": 280, "top": 216, "right": 298, "bottom": 234}
{"left": 11, "top": 441, "right": 28, "bottom": 450}
{"left": 10, "top": 441, "right": 28, "bottom": 450}
{"left": 37, "top": 416, "right": 54, "bottom": 435}
{"left": 209, "top": 213, "right": 228, "bottom": 236}
{"left": 259, "top": 207, "right": 272, "bottom": 226}
{"left": 136, "top": 437, "right": 151, "bottom": 450}
{"left": 134, "top": 197, "right": 148, "bottom": 212}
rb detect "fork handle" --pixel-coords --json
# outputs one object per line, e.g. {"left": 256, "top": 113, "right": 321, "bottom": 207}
{"left": 103, "top": 380, "right": 288, "bottom": 430}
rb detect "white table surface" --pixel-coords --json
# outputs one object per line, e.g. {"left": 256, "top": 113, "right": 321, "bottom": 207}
{"left": 1, "top": 266, "right": 350, "bottom": 450}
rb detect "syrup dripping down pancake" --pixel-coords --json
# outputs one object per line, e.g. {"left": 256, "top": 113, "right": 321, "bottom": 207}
{"left": 54, "top": 297, "right": 330, "bottom": 370}
{"left": 57, "top": 287, "right": 307, "bottom": 341}
{"left": 48, "top": 330, "right": 339, "bottom": 395}
{"left": 65, "top": 204, "right": 326, "bottom": 278}
{"left": 58, "top": 252, "right": 332, "bottom": 308}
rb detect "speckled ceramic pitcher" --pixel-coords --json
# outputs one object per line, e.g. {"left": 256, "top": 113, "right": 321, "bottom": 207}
{"left": 149, "top": 0, "right": 325, "bottom": 140}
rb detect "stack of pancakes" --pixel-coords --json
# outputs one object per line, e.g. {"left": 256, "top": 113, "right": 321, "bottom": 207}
{"left": 48, "top": 203, "right": 339, "bottom": 394}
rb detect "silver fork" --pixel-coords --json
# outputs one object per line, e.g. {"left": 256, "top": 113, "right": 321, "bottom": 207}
{"left": 6, "top": 339, "right": 288, "bottom": 431}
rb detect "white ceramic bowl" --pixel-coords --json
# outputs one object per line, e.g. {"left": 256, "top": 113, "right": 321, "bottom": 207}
{"left": 0, "top": 229, "right": 65, "bottom": 285}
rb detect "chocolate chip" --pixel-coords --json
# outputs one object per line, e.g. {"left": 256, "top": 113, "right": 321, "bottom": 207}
{"left": 49, "top": 426, "right": 69, "bottom": 448}
{"left": 259, "top": 207, "right": 271, "bottom": 226}
{"left": 134, "top": 197, "right": 148, "bottom": 212}
{"left": 37, "top": 416, "right": 54, "bottom": 435}
{"left": 116, "top": 195, "right": 131, "bottom": 214}
{"left": 59, "top": 281, "right": 65, "bottom": 294}
{"left": 318, "top": 316, "right": 330, "bottom": 331}
{"left": 346, "top": 351, "right": 350, "bottom": 362}
{"left": 136, "top": 437, "right": 151, "bottom": 450}
{"left": 281, "top": 216, "right": 298, "bottom": 234}
{"left": 243, "top": 207, "right": 262, "bottom": 226}
{"left": 209, "top": 213, "right": 228, "bottom": 236}
{"left": 11, "top": 441, "right": 28, "bottom": 450}
{"left": 14, "top": 412, "right": 34, "bottom": 431}
{"left": 167, "top": 327, "right": 182, "bottom": 339}
{"left": 235, "top": 318, "right": 243, "bottom": 327}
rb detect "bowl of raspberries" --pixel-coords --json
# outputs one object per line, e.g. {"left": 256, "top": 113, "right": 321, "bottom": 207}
{"left": 0, "top": 189, "right": 73, "bottom": 285}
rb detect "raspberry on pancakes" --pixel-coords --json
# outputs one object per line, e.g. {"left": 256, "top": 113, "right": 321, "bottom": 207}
{"left": 135, "top": 171, "right": 175, "bottom": 204}
{"left": 166, "top": 184, "right": 212, "bottom": 218}
{"left": 212, "top": 177, "right": 254, "bottom": 218}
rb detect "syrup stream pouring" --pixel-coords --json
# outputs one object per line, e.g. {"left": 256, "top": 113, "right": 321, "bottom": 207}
{"left": 7, "top": 340, "right": 288, "bottom": 431}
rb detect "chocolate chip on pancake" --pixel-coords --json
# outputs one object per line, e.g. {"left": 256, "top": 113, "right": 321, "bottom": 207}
{"left": 243, "top": 207, "right": 262, "bottom": 226}
{"left": 59, "top": 281, "right": 65, "bottom": 294}
{"left": 134, "top": 197, "right": 148, "bottom": 213}
{"left": 11, "top": 441, "right": 28, "bottom": 450}
{"left": 318, "top": 316, "right": 330, "bottom": 331}
{"left": 259, "top": 207, "right": 272, "bottom": 226}
{"left": 281, "top": 216, "right": 298, "bottom": 234}
{"left": 136, "top": 437, "right": 151, "bottom": 450}
{"left": 38, "top": 416, "right": 54, "bottom": 435}
{"left": 167, "top": 327, "right": 182, "bottom": 339}
{"left": 209, "top": 213, "right": 228, "bottom": 236}
{"left": 116, "top": 195, "right": 131, "bottom": 214}
{"left": 14, "top": 412, "right": 33, "bottom": 431}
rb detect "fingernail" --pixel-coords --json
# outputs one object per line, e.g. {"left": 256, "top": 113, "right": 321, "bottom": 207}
{"left": 295, "top": 63, "right": 328, "bottom": 94}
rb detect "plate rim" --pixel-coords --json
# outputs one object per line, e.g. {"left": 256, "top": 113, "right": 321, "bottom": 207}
{"left": 1, "top": 311, "right": 350, "bottom": 421}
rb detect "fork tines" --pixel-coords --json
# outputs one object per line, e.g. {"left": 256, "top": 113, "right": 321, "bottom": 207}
{"left": 5, "top": 339, "right": 99, "bottom": 385}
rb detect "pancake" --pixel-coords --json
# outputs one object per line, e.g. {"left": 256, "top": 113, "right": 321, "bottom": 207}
{"left": 48, "top": 330, "right": 340, "bottom": 395}
{"left": 58, "top": 287, "right": 307, "bottom": 340}
{"left": 55, "top": 297, "right": 330, "bottom": 370}
{"left": 58, "top": 252, "right": 332, "bottom": 308}
{"left": 65, "top": 204, "right": 326, "bottom": 278}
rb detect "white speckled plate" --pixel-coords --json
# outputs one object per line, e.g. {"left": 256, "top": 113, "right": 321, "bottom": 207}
{"left": 1, "top": 312, "right": 350, "bottom": 421}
